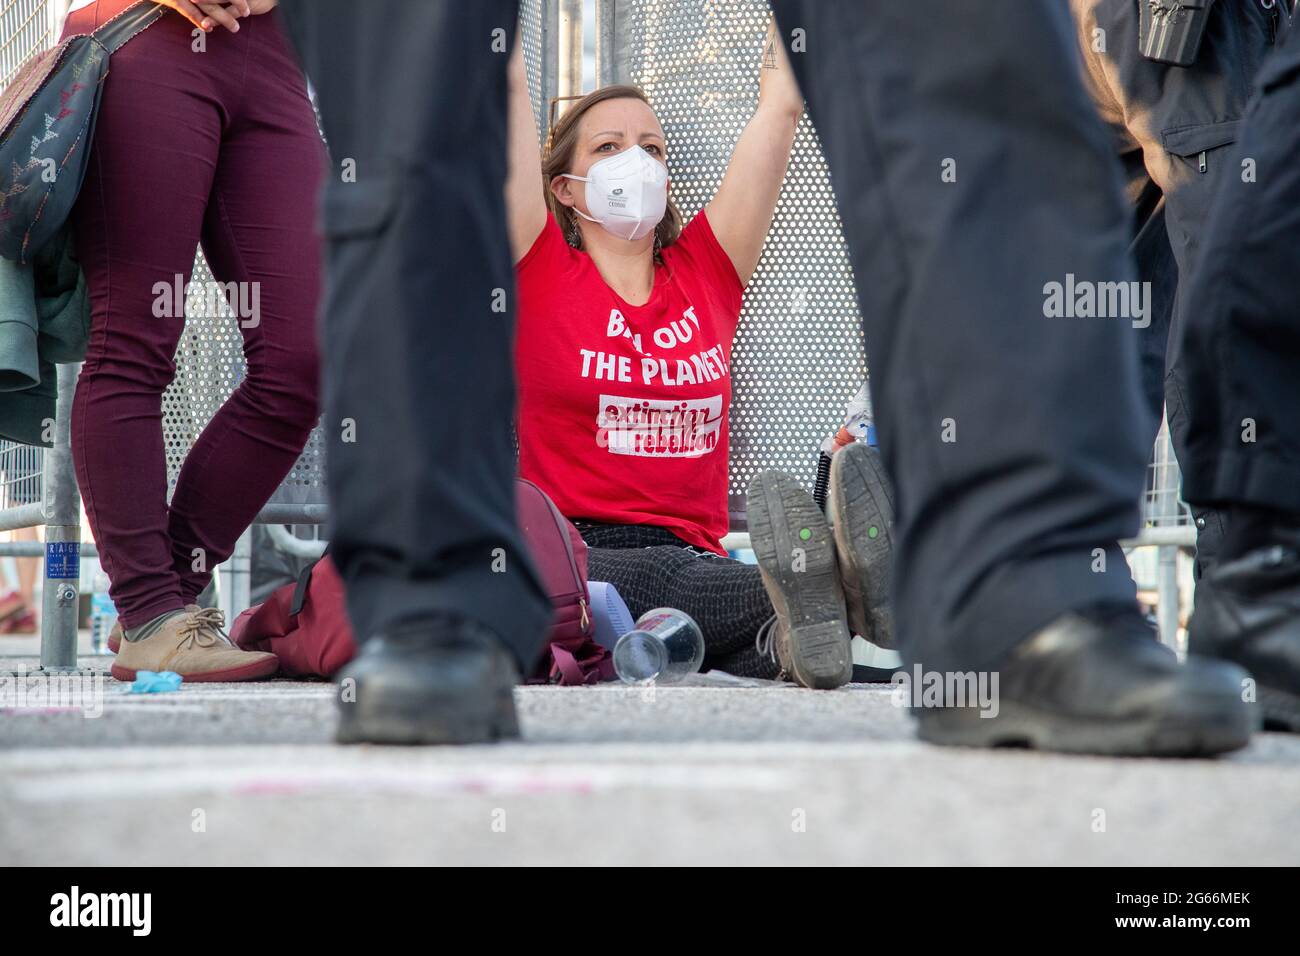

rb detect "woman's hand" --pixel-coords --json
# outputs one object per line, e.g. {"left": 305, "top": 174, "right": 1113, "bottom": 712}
{"left": 157, "top": 1, "right": 278, "bottom": 34}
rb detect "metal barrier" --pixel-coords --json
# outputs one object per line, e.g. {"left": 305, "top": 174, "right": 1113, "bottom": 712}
{"left": 0, "top": 0, "right": 552, "bottom": 668}
{"left": 1133, "top": 417, "right": 1196, "bottom": 649}
{"left": 602, "top": 0, "right": 1194, "bottom": 645}
{"left": 0, "top": 0, "right": 1196, "bottom": 667}
{"left": 609, "top": 0, "right": 868, "bottom": 525}
{"left": 0, "top": 0, "right": 86, "bottom": 672}
{"left": 0, "top": 0, "right": 331, "bottom": 666}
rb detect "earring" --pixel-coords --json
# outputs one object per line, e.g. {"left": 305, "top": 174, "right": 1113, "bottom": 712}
{"left": 653, "top": 232, "right": 663, "bottom": 256}
{"left": 568, "top": 219, "right": 582, "bottom": 249}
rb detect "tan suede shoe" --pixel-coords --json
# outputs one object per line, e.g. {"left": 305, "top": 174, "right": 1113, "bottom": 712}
{"left": 111, "top": 605, "right": 278, "bottom": 683}
{"left": 106, "top": 620, "right": 123, "bottom": 654}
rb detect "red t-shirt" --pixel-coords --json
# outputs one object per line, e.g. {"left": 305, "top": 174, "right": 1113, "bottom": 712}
{"left": 515, "top": 211, "right": 744, "bottom": 554}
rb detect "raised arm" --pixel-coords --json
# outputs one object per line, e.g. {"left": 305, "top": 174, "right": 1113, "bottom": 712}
{"left": 506, "top": 33, "right": 550, "bottom": 263}
{"left": 705, "top": 16, "right": 804, "bottom": 286}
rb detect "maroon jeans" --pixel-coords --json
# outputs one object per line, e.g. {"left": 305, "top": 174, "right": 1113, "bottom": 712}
{"left": 67, "top": 2, "right": 323, "bottom": 628}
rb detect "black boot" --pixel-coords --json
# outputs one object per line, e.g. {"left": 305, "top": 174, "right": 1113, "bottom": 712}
{"left": 336, "top": 616, "right": 521, "bottom": 745}
{"left": 914, "top": 605, "right": 1256, "bottom": 756}
{"left": 1188, "top": 542, "right": 1300, "bottom": 732}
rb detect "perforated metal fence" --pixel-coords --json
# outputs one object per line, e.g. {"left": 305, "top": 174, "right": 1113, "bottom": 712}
{"left": 165, "top": 258, "right": 328, "bottom": 513}
{"left": 0, "top": 0, "right": 1199, "bottom": 660}
{"left": 605, "top": 0, "right": 1192, "bottom": 644}
{"left": 169, "top": 0, "right": 542, "bottom": 512}
{"left": 612, "top": 0, "right": 866, "bottom": 524}
{"left": 0, "top": 0, "right": 58, "bottom": 87}
{"left": 521, "top": 0, "right": 546, "bottom": 139}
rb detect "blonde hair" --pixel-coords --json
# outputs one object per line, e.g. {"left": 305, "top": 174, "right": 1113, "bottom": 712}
{"left": 543, "top": 85, "right": 683, "bottom": 257}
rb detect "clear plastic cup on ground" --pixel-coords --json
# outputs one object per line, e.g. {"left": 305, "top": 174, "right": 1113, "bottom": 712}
{"left": 613, "top": 608, "right": 705, "bottom": 684}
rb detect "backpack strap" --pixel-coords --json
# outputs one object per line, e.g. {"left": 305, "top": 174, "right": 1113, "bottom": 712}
{"left": 550, "top": 643, "right": 616, "bottom": 685}
{"left": 92, "top": 1, "right": 169, "bottom": 55}
{"left": 289, "top": 545, "right": 331, "bottom": 618}
{"left": 550, "top": 644, "right": 591, "bottom": 686}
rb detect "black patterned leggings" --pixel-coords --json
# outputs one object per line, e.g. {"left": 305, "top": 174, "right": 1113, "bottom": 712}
{"left": 576, "top": 521, "right": 780, "bottom": 679}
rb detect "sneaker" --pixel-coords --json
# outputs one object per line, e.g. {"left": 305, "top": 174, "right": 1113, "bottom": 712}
{"left": 747, "top": 470, "right": 852, "bottom": 689}
{"left": 111, "top": 605, "right": 278, "bottom": 683}
{"left": 827, "top": 441, "right": 895, "bottom": 647}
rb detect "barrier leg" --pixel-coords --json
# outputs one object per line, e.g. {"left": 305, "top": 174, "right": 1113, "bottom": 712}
{"left": 216, "top": 528, "right": 252, "bottom": 621}
{"left": 1156, "top": 543, "right": 1181, "bottom": 652}
{"left": 39, "top": 362, "right": 88, "bottom": 674}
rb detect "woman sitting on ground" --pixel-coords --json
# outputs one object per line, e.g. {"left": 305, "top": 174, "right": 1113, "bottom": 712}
{"left": 506, "top": 22, "right": 893, "bottom": 687}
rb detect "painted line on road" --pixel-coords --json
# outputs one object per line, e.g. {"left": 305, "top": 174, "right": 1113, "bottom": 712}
{"left": 9, "top": 761, "right": 792, "bottom": 801}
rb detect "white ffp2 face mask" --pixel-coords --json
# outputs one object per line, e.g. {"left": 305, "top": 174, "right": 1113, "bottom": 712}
{"left": 562, "top": 145, "right": 668, "bottom": 242}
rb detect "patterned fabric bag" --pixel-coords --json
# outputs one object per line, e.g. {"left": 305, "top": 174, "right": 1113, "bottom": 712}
{"left": 0, "top": 1, "right": 166, "bottom": 263}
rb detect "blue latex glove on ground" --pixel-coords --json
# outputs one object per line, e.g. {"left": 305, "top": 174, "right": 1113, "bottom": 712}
{"left": 127, "top": 671, "right": 183, "bottom": 694}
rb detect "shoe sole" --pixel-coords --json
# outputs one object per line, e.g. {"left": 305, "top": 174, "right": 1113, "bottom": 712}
{"left": 110, "top": 655, "right": 279, "bottom": 683}
{"left": 915, "top": 693, "right": 1256, "bottom": 757}
{"left": 336, "top": 686, "right": 520, "bottom": 745}
{"left": 748, "top": 471, "right": 852, "bottom": 689}
{"left": 830, "top": 442, "right": 895, "bottom": 648}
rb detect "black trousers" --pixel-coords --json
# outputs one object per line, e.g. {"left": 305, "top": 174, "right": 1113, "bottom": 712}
{"left": 1175, "top": 22, "right": 1300, "bottom": 517}
{"left": 770, "top": 0, "right": 1154, "bottom": 674}
{"left": 278, "top": 0, "right": 551, "bottom": 667}
{"left": 577, "top": 522, "right": 779, "bottom": 679}
{"left": 1071, "top": 0, "right": 1288, "bottom": 575}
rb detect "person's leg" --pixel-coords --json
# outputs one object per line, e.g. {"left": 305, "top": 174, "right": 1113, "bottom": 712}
{"left": 278, "top": 0, "right": 551, "bottom": 742}
{"left": 771, "top": 0, "right": 1151, "bottom": 674}
{"left": 585, "top": 541, "right": 775, "bottom": 661}
{"left": 69, "top": 10, "right": 227, "bottom": 629}
{"left": 68, "top": 7, "right": 281, "bottom": 680}
{"left": 1174, "top": 27, "right": 1300, "bottom": 731}
{"left": 1174, "top": 32, "right": 1300, "bottom": 532}
{"left": 770, "top": 0, "right": 1252, "bottom": 753}
{"left": 165, "top": 13, "right": 323, "bottom": 604}
{"left": 1164, "top": 352, "right": 1227, "bottom": 578}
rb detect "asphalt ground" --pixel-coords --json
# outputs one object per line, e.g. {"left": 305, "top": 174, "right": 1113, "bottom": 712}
{"left": 3, "top": 637, "right": 1298, "bottom": 866}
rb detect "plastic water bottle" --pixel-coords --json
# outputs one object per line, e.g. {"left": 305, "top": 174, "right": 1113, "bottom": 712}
{"left": 816, "top": 379, "right": 878, "bottom": 511}
{"left": 90, "top": 571, "right": 117, "bottom": 655}
{"left": 613, "top": 608, "right": 705, "bottom": 684}
{"left": 841, "top": 379, "right": 876, "bottom": 446}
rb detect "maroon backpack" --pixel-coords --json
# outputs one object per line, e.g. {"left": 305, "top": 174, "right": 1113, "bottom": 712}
{"left": 230, "top": 478, "right": 615, "bottom": 684}
{"left": 515, "top": 477, "right": 615, "bottom": 685}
